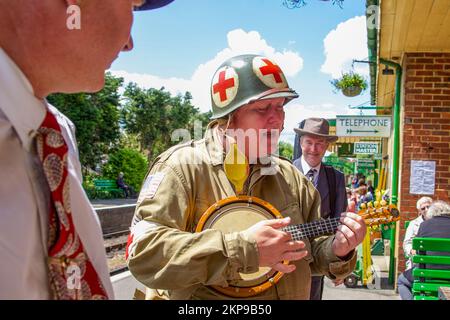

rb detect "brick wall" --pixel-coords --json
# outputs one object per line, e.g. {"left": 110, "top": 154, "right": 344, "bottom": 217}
{"left": 397, "top": 52, "right": 450, "bottom": 272}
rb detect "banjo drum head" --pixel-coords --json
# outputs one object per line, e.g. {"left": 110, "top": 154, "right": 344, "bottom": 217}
{"left": 197, "top": 196, "right": 283, "bottom": 291}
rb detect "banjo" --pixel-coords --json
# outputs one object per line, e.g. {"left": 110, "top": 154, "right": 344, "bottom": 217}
{"left": 195, "top": 195, "right": 400, "bottom": 298}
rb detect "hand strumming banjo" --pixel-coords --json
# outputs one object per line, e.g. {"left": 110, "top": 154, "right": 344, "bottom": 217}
{"left": 195, "top": 195, "right": 400, "bottom": 298}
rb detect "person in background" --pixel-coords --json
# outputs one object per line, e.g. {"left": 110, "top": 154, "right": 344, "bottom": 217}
{"left": 367, "top": 180, "right": 375, "bottom": 195}
{"left": 403, "top": 196, "right": 433, "bottom": 270}
{"left": 292, "top": 118, "right": 348, "bottom": 300}
{"left": 117, "top": 172, "right": 131, "bottom": 198}
{"left": 351, "top": 175, "right": 359, "bottom": 189}
{"left": 356, "top": 185, "right": 372, "bottom": 207}
{"left": 346, "top": 188, "right": 357, "bottom": 213}
{"left": 358, "top": 177, "right": 366, "bottom": 188}
{"left": 397, "top": 200, "right": 450, "bottom": 300}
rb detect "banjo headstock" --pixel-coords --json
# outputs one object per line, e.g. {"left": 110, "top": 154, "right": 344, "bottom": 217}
{"left": 358, "top": 204, "right": 400, "bottom": 227}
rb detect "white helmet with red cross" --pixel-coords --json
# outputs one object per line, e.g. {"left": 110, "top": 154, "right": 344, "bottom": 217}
{"left": 210, "top": 54, "right": 299, "bottom": 119}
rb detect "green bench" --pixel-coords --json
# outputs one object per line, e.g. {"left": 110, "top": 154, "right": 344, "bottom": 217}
{"left": 412, "top": 237, "right": 450, "bottom": 300}
{"left": 93, "top": 179, "right": 124, "bottom": 198}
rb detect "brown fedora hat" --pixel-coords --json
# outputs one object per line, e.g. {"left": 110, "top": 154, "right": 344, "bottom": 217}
{"left": 294, "top": 118, "right": 338, "bottom": 142}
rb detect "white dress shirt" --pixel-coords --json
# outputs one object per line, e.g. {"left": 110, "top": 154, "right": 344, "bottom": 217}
{"left": 403, "top": 215, "right": 425, "bottom": 270}
{"left": 0, "top": 48, "right": 114, "bottom": 299}
{"left": 301, "top": 155, "right": 321, "bottom": 187}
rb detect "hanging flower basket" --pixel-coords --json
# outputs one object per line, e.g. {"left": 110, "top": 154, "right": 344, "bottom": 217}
{"left": 342, "top": 86, "right": 363, "bottom": 97}
{"left": 330, "top": 72, "right": 368, "bottom": 97}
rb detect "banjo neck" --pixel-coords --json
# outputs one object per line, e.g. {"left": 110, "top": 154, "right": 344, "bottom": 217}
{"left": 282, "top": 205, "right": 400, "bottom": 241}
{"left": 282, "top": 218, "right": 341, "bottom": 241}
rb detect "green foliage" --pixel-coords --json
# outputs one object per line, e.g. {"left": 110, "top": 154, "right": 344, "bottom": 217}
{"left": 118, "top": 132, "right": 141, "bottom": 151}
{"left": 47, "top": 73, "right": 123, "bottom": 172}
{"left": 121, "top": 84, "right": 211, "bottom": 162}
{"left": 84, "top": 185, "right": 118, "bottom": 200}
{"left": 323, "top": 153, "right": 355, "bottom": 176}
{"left": 193, "top": 110, "right": 213, "bottom": 138}
{"left": 82, "top": 172, "right": 118, "bottom": 200}
{"left": 101, "top": 148, "right": 149, "bottom": 192}
{"left": 330, "top": 72, "right": 368, "bottom": 92}
{"left": 278, "top": 141, "right": 294, "bottom": 160}
{"left": 82, "top": 171, "right": 96, "bottom": 194}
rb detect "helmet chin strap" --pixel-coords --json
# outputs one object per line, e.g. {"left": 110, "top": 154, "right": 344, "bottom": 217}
{"left": 219, "top": 114, "right": 250, "bottom": 195}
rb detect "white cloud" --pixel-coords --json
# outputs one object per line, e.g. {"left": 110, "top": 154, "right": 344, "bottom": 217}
{"left": 111, "top": 29, "right": 304, "bottom": 113}
{"left": 111, "top": 70, "right": 192, "bottom": 96}
{"left": 321, "top": 16, "right": 369, "bottom": 79}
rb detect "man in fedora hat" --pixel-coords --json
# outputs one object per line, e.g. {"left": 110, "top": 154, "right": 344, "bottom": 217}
{"left": 0, "top": 0, "right": 174, "bottom": 299}
{"left": 293, "top": 117, "right": 348, "bottom": 300}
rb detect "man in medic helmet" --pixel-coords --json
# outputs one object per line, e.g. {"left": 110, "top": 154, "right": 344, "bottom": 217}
{"left": 127, "top": 54, "right": 366, "bottom": 300}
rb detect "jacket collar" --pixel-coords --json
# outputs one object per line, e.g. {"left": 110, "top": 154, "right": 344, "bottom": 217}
{"left": 204, "top": 120, "right": 224, "bottom": 167}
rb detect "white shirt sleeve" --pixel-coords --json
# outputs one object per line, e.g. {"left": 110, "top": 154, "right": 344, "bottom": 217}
{"left": 403, "top": 217, "right": 422, "bottom": 256}
{"left": 403, "top": 224, "right": 415, "bottom": 256}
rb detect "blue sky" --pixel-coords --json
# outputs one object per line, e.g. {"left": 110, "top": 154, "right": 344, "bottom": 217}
{"left": 111, "top": 0, "right": 374, "bottom": 144}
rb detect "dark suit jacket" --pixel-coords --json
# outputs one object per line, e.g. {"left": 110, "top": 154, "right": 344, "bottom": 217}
{"left": 404, "top": 215, "right": 450, "bottom": 282}
{"left": 293, "top": 159, "right": 348, "bottom": 219}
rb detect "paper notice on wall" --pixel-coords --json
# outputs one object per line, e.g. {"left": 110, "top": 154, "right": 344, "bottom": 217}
{"left": 410, "top": 160, "right": 436, "bottom": 195}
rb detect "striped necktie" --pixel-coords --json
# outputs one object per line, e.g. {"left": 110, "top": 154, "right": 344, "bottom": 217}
{"left": 306, "top": 168, "right": 317, "bottom": 185}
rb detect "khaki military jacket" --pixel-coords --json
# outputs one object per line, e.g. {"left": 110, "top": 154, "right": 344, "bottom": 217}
{"left": 127, "top": 121, "right": 356, "bottom": 300}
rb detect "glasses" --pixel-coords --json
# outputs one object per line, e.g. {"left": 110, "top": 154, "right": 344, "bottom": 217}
{"left": 420, "top": 205, "right": 430, "bottom": 211}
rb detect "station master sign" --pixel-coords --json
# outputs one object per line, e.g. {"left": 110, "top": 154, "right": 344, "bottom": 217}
{"left": 354, "top": 142, "right": 379, "bottom": 155}
{"left": 336, "top": 116, "right": 391, "bottom": 138}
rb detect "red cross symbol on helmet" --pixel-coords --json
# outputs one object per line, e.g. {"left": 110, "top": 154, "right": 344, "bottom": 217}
{"left": 211, "top": 66, "right": 239, "bottom": 108}
{"left": 253, "top": 57, "right": 288, "bottom": 89}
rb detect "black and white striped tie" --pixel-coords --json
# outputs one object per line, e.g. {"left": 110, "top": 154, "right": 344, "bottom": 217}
{"left": 306, "top": 168, "right": 317, "bottom": 184}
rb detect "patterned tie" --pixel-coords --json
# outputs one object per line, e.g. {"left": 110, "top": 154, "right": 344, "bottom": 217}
{"left": 306, "top": 168, "right": 317, "bottom": 185}
{"left": 36, "top": 108, "right": 108, "bottom": 300}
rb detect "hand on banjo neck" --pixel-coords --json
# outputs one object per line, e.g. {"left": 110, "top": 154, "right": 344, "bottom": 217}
{"left": 241, "top": 217, "right": 308, "bottom": 274}
{"left": 242, "top": 211, "right": 367, "bottom": 274}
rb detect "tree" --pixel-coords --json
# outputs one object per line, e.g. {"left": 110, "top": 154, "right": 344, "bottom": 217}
{"left": 121, "top": 83, "right": 170, "bottom": 159}
{"left": 278, "top": 141, "right": 294, "bottom": 160}
{"left": 102, "top": 148, "right": 149, "bottom": 192}
{"left": 47, "top": 73, "right": 123, "bottom": 173}
{"left": 121, "top": 84, "right": 211, "bottom": 161}
{"left": 323, "top": 153, "right": 355, "bottom": 176}
{"left": 118, "top": 132, "right": 141, "bottom": 151}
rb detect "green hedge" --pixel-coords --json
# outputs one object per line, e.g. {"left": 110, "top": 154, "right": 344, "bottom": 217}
{"left": 82, "top": 173, "right": 119, "bottom": 200}
{"left": 101, "top": 148, "right": 149, "bottom": 193}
